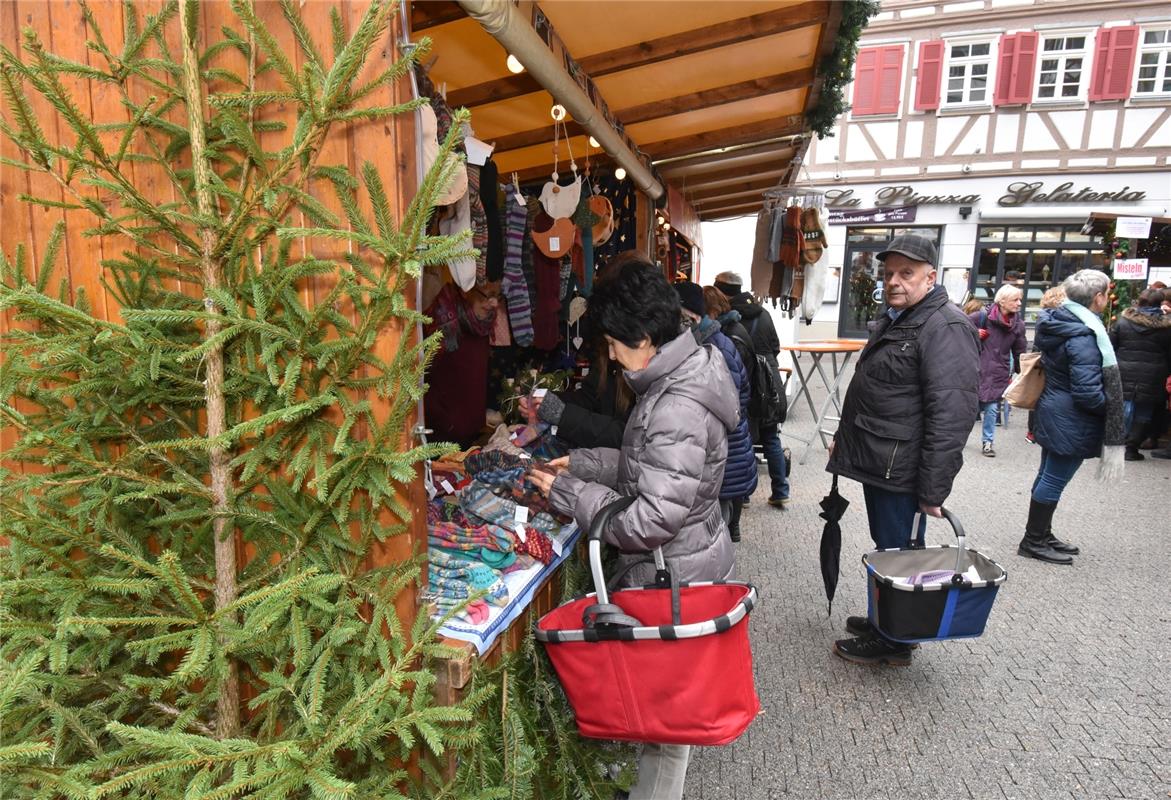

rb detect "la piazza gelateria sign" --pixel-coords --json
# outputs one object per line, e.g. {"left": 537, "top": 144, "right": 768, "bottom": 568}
{"left": 825, "top": 181, "right": 1148, "bottom": 209}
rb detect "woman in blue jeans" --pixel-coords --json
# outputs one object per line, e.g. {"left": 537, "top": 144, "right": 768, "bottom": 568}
{"left": 1024, "top": 270, "right": 1126, "bottom": 565}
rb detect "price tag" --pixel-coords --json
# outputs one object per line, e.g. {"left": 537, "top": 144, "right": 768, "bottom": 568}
{"left": 551, "top": 536, "right": 563, "bottom": 557}
{"left": 533, "top": 388, "right": 547, "bottom": 399}
{"left": 581, "top": 367, "right": 590, "bottom": 376}
{"left": 514, "top": 505, "right": 530, "bottom": 525}
{"left": 548, "top": 236, "right": 560, "bottom": 251}
{"left": 550, "top": 425, "right": 558, "bottom": 436}
{"left": 440, "top": 479, "right": 454, "bottom": 494}
{"left": 513, "top": 522, "right": 527, "bottom": 543}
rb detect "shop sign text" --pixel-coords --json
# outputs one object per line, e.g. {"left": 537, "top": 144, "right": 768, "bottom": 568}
{"left": 824, "top": 182, "right": 1148, "bottom": 209}
{"left": 1113, "top": 258, "right": 1149, "bottom": 280}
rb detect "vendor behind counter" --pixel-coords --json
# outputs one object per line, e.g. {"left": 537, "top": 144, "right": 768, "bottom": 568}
{"left": 424, "top": 282, "right": 500, "bottom": 448}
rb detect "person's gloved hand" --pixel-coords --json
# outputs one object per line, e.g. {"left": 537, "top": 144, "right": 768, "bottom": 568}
{"left": 978, "top": 328, "right": 989, "bottom": 341}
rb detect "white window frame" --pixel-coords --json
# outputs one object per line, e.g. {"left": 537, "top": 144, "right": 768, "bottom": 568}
{"left": 1034, "top": 29, "right": 1094, "bottom": 102}
{"left": 941, "top": 36, "right": 997, "bottom": 107}
{"left": 1134, "top": 25, "right": 1171, "bottom": 97}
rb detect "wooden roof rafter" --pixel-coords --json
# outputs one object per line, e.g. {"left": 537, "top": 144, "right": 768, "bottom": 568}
{"left": 644, "top": 119, "right": 806, "bottom": 161}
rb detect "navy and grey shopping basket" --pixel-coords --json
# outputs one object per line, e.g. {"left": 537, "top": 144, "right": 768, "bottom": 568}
{"left": 535, "top": 496, "right": 760, "bottom": 746}
{"left": 864, "top": 509, "right": 1007, "bottom": 644}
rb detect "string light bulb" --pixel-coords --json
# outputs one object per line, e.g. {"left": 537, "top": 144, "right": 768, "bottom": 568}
{"left": 663, "top": 222, "right": 671, "bottom": 231}
{"left": 614, "top": 166, "right": 627, "bottom": 180}
{"left": 550, "top": 104, "right": 567, "bottom": 121}
{"left": 506, "top": 54, "right": 525, "bottom": 74}
{"left": 588, "top": 136, "right": 600, "bottom": 148}
{"left": 656, "top": 215, "right": 665, "bottom": 225}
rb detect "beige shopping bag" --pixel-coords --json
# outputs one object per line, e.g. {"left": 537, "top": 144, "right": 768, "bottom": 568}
{"left": 1003, "top": 351, "right": 1045, "bottom": 410}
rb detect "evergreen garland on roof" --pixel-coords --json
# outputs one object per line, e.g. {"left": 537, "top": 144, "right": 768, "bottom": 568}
{"left": 806, "top": 0, "right": 882, "bottom": 139}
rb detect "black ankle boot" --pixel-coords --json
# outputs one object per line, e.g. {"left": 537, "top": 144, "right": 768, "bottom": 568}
{"left": 1018, "top": 499, "right": 1073, "bottom": 565}
{"left": 1045, "top": 526, "right": 1079, "bottom": 555}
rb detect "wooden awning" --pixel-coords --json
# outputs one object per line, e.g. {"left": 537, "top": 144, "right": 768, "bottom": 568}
{"left": 412, "top": 0, "right": 841, "bottom": 221}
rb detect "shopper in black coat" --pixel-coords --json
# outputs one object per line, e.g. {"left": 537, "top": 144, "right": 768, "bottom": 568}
{"left": 1109, "top": 288, "right": 1171, "bottom": 459}
{"left": 826, "top": 234, "right": 979, "bottom": 667}
{"left": 525, "top": 360, "right": 632, "bottom": 449}
{"left": 714, "top": 272, "right": 790, "bottom": 506}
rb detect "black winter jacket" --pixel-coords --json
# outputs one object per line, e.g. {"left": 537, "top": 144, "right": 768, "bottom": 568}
{"left": 826, "top": 286, "right": 979, "bottom": 507}
{"left": 1108, "top": 308, "right": 1171, "bottom": 404}
{"left": 728, "top": 292, "right": 781, "bottom": 439}
{"left": 547, "top": 364, "right": 631, "bottom": 449}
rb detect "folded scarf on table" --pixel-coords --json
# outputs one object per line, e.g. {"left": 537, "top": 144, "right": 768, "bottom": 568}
{"left": 428, "top": 519, "right": 514, "bottom": 552}
{"left": 465, "top": 449, "right": 525, "bottom": 475}
{"left": 459, "top": 480, "right": 558, "bottom": 533}
{"left": 1061, "top": 299, "right": 1125, "bottom": 481}
{"left": 431, "top": 467, "right": 470, "bottom": 496}
{"left": 431, "top": 542, "right": 516, "bottom": 570}
{"left": 427, "top": 498, "right": 473, "bottom": 528}
{"left": 428, "top": 564, "right": 510, "bottom": 607}
{"left": 472, "top": 466, "right": 526, "bottom": 490}
{"left": 421, "top": 592, "right": 491, "bottom": 625}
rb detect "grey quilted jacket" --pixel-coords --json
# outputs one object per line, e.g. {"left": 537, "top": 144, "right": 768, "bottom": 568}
{"left": 549, "top": 329, "right": 739, "bottom": 587}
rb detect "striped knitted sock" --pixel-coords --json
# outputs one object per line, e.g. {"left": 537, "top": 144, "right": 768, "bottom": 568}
{"left": 502, "top": 186, "right": 534, "bottom": 345}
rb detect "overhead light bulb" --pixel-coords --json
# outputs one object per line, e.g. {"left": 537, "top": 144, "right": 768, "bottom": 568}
{"left": 663, "top": 223, "right": 671, "bottom": 231}
{"left": 506, "top": 54, "right": 525, "bottom": 74}
{"left": 550, "top": 104, "right": 567, "bottom": 121}
{"left": 588, "top": 136, "right": 600, "bottom": 148}
{"left": 614, "top": 166, "right": 627, "bottom": 181}
{"left": 656, "top": 215, "right": 665, "bottom": 225}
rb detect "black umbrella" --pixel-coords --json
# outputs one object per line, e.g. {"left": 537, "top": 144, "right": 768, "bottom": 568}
{"left": 818, "top": 474, "right": 850, "bottom": 615}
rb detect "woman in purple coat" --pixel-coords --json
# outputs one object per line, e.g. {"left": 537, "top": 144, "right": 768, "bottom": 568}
{"left": 969, "top": 284, "right": 1028, "bottom": 456}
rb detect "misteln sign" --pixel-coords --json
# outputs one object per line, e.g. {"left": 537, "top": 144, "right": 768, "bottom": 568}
{"left": 825, "top": 181, "right": 1147, "bottom": 209}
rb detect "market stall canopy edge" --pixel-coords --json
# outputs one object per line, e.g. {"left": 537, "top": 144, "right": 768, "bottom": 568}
{"left": 411, "top": 0, "right": 845, "bottom": 221}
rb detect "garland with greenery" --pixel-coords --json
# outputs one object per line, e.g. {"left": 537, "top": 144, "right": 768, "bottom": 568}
{"left": 805, "top": 0, "right": 882, "bottom": 139}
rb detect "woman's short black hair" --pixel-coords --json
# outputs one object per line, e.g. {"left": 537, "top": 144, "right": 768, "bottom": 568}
{"left": 588, "top": 255, "right": 681, "bottom": 348}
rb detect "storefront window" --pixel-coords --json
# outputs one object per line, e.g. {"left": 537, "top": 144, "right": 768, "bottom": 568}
{"left": 839, "top": 226, "right": 942, "bottom": 338}
{"left": 972, "top": 224, "right": 1101, "bottom": 324}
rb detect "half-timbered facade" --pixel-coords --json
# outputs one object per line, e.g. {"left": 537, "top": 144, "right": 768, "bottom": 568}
{"left": 795, "top": 0, "right": 1171, "bottom": 336}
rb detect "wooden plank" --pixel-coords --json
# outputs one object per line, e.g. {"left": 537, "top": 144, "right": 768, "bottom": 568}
{"left": 491, "top": 71, "right": 815, "bottom": 156}
{"left": 643, "top": 118, "right": 806, "bottom": 161}
{"left": 618, "top": 68, "right": 816, "bottom": 126}
{"left": 800, "top": 0, "right": 845, "bottom": 117}
{"left": 700, "top": 203, "right": 763, "bottom": 220}
{"left": 576, "top": 2, "right": 824, "bottom": 78}
{"left": 687, "top": 176, "right": 784, "bottom": 203}
{"left": 410, "top": 1, "right": 465, "bottom": 31}
{"left": 676, "top": 165, "right": 789, "bottom": 193}
{"left": 445, "top": 72, "right": 541, "bottom": 111}
{"left": 656, "top": 140, "right": 798, "bottom": 174}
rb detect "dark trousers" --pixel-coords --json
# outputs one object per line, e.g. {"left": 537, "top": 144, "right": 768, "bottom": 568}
{"left": 862, "top": 484, "right": 927, "bottom": 550}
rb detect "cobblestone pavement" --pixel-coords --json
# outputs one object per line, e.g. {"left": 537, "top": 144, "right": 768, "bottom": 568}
{"left": 684, "top": 370, "right": 1171, "bottom": 800}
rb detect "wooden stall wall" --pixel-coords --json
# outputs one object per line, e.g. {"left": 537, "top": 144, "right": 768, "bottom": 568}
{"left": 0, "top": 0, "right": 427, "bottom": 620}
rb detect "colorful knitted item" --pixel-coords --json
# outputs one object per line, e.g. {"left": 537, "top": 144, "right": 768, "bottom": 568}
{"left": 427, "top": 569, "right": 510, "bottom": 607}
{"left": 427, "top": 498, "right": 472, "bottom": 528}
{"left": 482, "top": 424, "right": 528, "bottom": 457}
{"left": 459, "top": 481, "right": 559, "bottom": 533}
{"left": 511, "top": 423, "right": 548, "bottom": 448}
{"left": 502, "top": 185, "right": 535, "bottom": 345}
{"left": 428, "top": 519, "right": 513, "bottom": 552}
{"left": 474, "top": 466, "right": 526, "bottom": 490}
{"left": 466, "top": 163, "right": 489, "bottom": 286}
{"left": 432, "top": 543, "right": 517, "bottom": 570}
{"left": 510, "top": 527, "right": 555, "bottom": 565}
{"left": 422, "top": 592, "right": 491, "bottom": 625}
{"left": 465, "top": 449, "right": 525, "bottom": 475}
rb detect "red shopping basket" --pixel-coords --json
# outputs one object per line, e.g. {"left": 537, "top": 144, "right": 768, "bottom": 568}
{"left": 534, "top": 497, "right": 760, "bottom": 746}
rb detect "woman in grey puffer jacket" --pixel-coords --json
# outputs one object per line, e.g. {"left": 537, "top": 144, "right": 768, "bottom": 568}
{"left": 530, "top": 256, "right": 738, "bottom": 800}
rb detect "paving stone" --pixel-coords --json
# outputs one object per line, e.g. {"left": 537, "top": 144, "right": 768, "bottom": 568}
{"left": 681, "top": 365, "right": 1171, "bottom": 799}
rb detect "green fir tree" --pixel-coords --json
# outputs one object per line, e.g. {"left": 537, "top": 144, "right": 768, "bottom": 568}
{"left": 0, "top": 1, "right": 503, "bottom": 796}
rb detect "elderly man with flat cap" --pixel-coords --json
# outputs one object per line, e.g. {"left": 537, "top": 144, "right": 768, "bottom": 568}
{"left": 827, "top": 233, "right": 979, "bottom": 666}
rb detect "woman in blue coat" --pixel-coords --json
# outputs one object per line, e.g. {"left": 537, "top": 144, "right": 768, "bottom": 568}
{"left": 676, "top": 282, "right": 758, "bottom": 542}
{"left": 1025, "top": 270, "right": 1125, "bottom": 565}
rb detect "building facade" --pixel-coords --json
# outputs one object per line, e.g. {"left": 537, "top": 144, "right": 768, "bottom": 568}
{"left": 795, "top": 0, "right": 1171, "bottom": 336}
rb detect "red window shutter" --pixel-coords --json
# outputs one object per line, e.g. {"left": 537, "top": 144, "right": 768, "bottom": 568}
{"left": 852, "top": 47, "right": 879, "bottom": 115}
{"left": 915, "top": 40, "right": 945, "bottom": 110}
{"left": 1091, "top": 26, "right": 1139, "bottom": 101}
{"left": 994, "top": 33, "right": 1018, "bottom": 105}
{"left": 876, "top": 45, "right": 905, "bottom": 114}
{"left": 1009, "top": 31, "right": 1038, "bottom": 104}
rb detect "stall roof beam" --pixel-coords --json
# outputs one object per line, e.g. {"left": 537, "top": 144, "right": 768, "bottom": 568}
{"left": 579, "top": 2, "right": 822, "bottom": 78}
{"left": 492, "top": 69, "right": 815, "bottom": 155}
{"left": 689, "top": 179, "right": 783, "bottom": 206}
{"left": 412, "top": 1, "right": 466, "bottom": 31}
{"left": 457, "top": 0, "right": 663, "bottom": 199}
{"left": 644, "top": 120, "right": 806, "bottom": 161}
{"left": 667, "top": 163, "right": 790, "bottom": 190}
{"left": 446, "top": 2, "right": 821, "bottom": 110}
{"left": 701, "top": 201, "right": 766, "bottom": 219}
